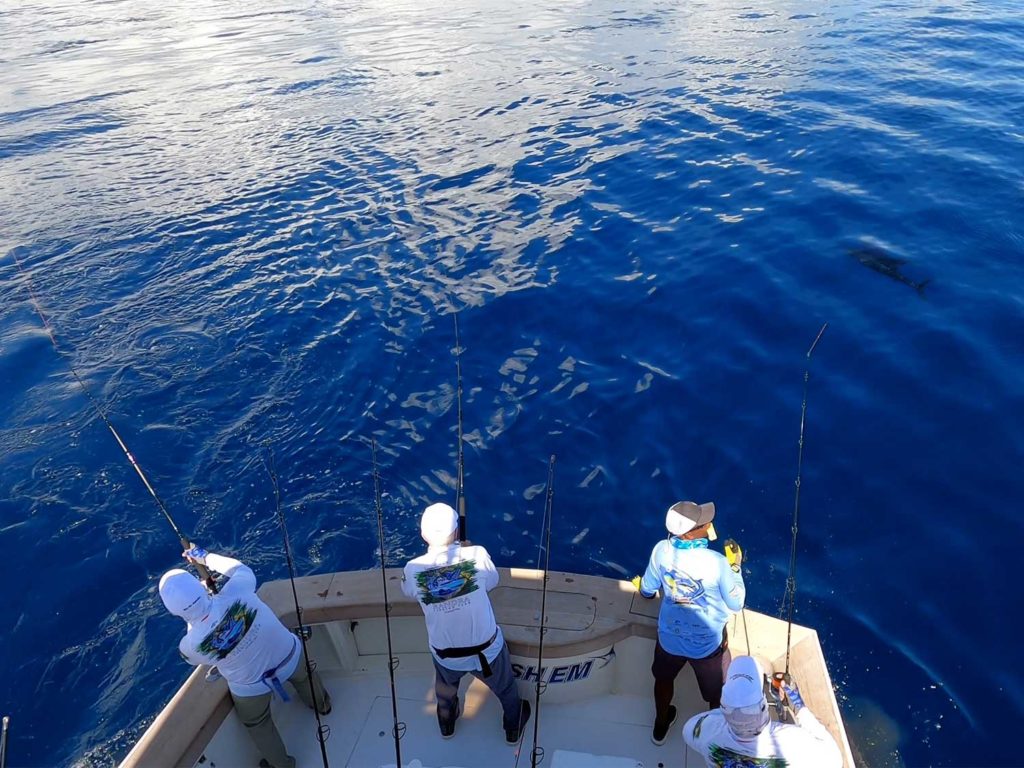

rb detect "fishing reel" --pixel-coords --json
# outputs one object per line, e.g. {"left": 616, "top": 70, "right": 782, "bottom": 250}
{"left": 765, "top": 672, "right": 797, "bottom": 724}
{"left": 724, "top": 539, "right": 742, "bottom": 572}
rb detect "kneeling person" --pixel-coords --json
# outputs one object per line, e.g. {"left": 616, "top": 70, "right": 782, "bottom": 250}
{"left": 159, "top": 547, "right": 331, "bottom": 768}
{"left": 683, "top": 656, "right": 842, "bottom": 767}
{"left": 402, "top": 503, "right": 530, "bottom": 743}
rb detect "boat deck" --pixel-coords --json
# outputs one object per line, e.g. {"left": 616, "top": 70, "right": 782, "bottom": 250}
{"left": 202, "top": 650, "right": 709, "bottom": 767}
{"left": 122, "top": 568, "right": 854, "bottom": 768}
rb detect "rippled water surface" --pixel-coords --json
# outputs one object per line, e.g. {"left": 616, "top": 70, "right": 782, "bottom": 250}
{"left": 3, "top": 0, "right": 1023, "bottom": 765}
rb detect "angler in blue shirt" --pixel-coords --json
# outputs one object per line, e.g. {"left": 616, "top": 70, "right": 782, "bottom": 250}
{"left": 634, "top": 500, "right": 745, "bottom": 747}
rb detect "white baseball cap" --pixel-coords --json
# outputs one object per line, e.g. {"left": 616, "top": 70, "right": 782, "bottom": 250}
{"left": 421, "top": 502, "right": 459, "bottom": 546}
{"left": 721, "top": 656, "right": 769, "bottom": 739}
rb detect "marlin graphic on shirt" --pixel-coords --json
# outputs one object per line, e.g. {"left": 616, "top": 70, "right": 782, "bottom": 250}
{"left": 415, "top": 561, "right": 480, "bottom": 605}
{"left": 198, "top": 600, "right": 257, "bottom": 659}
{"left": 707, "top": 744, "right": 789, "bottom": 767}
{"left": 664, "top": 569, "right": 709, "bottom": 608}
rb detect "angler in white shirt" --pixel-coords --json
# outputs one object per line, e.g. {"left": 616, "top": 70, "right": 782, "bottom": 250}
{"left": 682, "top": 655, "right": 842, "bottom": 768}
{"left": 402, "top": 503, "right": 530, "bottom": 744}
{"left": 159, "top": 547, "right": 331, "bottom": 768}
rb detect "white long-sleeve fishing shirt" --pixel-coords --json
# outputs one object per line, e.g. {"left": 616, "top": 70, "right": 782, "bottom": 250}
{"left": 402, "top": 543, "right": 505, "bottom": 672}
{"left": 178, "top": 553, "right": 300, "bottom": 698}
{"left": 682, "top": 707, "right": 843, "bottom": 767}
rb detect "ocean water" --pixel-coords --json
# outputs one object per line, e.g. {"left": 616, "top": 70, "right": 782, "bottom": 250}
{"left": 2, "top": 0, "right": 1023, "bottom": 765}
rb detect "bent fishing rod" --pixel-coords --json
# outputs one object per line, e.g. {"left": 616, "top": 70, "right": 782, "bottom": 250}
{"left": 779, "top": 322, "right": 828, "bottom": 681}
{"left": 529, "top": 455, "right": 556, "bottom": 768}
{"left": 453, "top": 313, "right": 468, "bottom": 543}
{"left": 10, "top": 251, "right": 216, "bottom": 590}
{"left": 371, "top": 437, "right": 405, "bottom": 767}
{"left": 263, "top": 448, "right": 330, "bottom": 768}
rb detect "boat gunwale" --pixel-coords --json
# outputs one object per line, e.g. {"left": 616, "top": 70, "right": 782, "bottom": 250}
{"left": 120, "top": 567, "right": 853, "bottom": 768}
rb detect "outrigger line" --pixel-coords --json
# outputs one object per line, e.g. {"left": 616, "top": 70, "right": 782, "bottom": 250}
{"left": 453, "top": 314, "right": 468, "bottom": 543}
{"left": 262, "top": 448, "right": 331, "bottom": 768}
{"left": 1, "top": 714, "right": 10, "bottom": 768}
{"left": 371, "top": 437, "right": 406, "bottom": 767}
{"left": 780, "top": 323, "right": 829, "bottom": 679}
{"left": 529, "top": 455, "right": 557, "bottom": 768}
{"left": 10, "top": 251, "right": 217, "bottom": 591}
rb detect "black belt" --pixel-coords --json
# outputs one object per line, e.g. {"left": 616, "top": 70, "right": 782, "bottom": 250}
{"left": 433, "top": 629, "right": 499, "bottom": 676}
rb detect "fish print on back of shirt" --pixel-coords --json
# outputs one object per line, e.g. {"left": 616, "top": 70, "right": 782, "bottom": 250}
{"left": 707, "top": 744, "right": 789, "bottom": 768}
{"left": 415, "top": 561, "right": 479, "bottom": 605}
{"left": 197, "top": 599, "right": 257, "bottom": 659}
{"left": 664, "top": 568, "right": 708, "bottom": 608}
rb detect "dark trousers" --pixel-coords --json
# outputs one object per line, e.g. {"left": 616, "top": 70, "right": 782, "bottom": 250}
{"left": 651, "top": 630, "right": 730, "bottom": 725}
{"left": 433, "top": 642, "right": 522, "bottom": 730}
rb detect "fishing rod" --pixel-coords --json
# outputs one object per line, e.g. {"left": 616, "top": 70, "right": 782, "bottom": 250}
{"left": 779, "top": 322, "right": 828, "bottom": 683}
{"left": 453, "top": 313, "right": 467, "bottom": 543}
{"left": 1, "top": 715, "right": 9, "bottom": 768}
{"left": 529, "top": 455, "right": 556, "bottom": 768}
{"left": 10, "top": 250, "right": 216, "bottom": 591}
{"left": 371, "top": 437, "right": 405, "bottom": 767}
{"left": 262, "top": 448, "right": 330, "bottom": 768}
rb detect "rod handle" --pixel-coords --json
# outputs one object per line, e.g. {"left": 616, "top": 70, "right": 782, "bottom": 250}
{"left": 458, "top": 496, "right": 467, "bottom": 542}
{"left": 181, "top": 538, "right": 219, "bottom": 594}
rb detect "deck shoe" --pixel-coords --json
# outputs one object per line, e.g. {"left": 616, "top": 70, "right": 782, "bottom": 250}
{"left": 651, "top": 705, "right": 677, "bottom": 746}
{"left": 505, "top": 699, "right": 532, "bottom": 745}
{"left": 439, "top": 696, "right": 460, "bottom": 739}
{"left": 313, "top": 692, "right": 333, "bottom": 716}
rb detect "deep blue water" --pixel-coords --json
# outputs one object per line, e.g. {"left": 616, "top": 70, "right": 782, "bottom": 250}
{"left": 2, "top": 0, "right": 1023, "bottom": 765}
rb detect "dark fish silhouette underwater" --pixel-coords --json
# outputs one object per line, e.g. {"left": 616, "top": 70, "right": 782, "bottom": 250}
{"left": 850, "top": 247, "right": 931, "bottom": 295}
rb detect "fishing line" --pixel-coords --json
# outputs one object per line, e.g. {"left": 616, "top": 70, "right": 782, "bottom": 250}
{"left": 10, "top": 250, "right": 216, "bottom": 590}
{"left": 371, "top": 437, "right": 406, "bottom": 767}
{"left": 779, "top": 322, "right": 828, "bottom": 677}
{"left": 742, "top": 608, "right": 751, "bottom": 657}
{"left": 262, "top": 448, "right": 330, "bottom": 766}
{"left": 453, "top": 313, "right": 468, "bottom": 543}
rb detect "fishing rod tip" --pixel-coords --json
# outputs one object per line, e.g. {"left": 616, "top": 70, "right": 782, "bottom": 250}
{"left": 806, "top": 322, "right": 829, "bottom": 358}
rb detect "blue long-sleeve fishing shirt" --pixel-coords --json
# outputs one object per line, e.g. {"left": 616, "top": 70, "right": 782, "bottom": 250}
{"left": 640, "top": 539, "right": 745, "bottom": 658}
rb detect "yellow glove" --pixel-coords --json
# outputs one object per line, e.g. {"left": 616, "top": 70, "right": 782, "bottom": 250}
{"left": 632, "top": 575, "right": 657, "bottom": 599}
{"left": 724, "top": 539, "right": 743, "bottom": 572}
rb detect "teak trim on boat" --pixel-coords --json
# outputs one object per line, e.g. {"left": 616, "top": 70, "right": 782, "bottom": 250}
{"left": 121, "top": 568, "right": 854, "bottom": 768}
